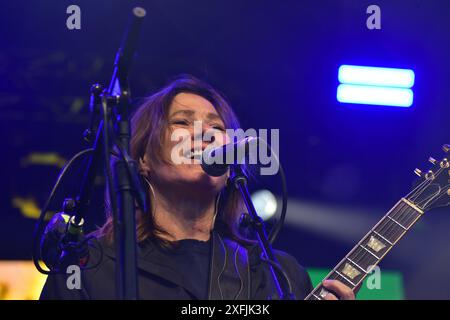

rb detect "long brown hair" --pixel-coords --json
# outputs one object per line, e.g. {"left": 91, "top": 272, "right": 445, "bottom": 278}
{"left": 96, "top": 75, "right": 249, "bottom": 246}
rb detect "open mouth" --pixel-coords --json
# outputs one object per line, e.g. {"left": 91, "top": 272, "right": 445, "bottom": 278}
{"left": 183, "top": 148, "right": 203, "bottom": 162}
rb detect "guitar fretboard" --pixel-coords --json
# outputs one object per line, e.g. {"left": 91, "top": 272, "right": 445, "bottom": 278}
{"left": 305, "top": 198, "right": 424, "bottom": 300}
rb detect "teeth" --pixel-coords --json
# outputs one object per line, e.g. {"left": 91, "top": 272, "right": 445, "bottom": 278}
{"left": 185, "top": 150, "right": 203, "bottom": 159}
{"left": 192, "top": 150, "right": 202, "bottom": 159}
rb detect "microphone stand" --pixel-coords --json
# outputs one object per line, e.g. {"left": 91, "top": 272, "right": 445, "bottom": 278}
{"left": 99, "top": 6, "right": 147, "bottom": 300}
{"left": 230, "top": 164, "right": 295, "bottom": 300}
{"left": 44, "top": 7, "right": 147, "bottom": 300}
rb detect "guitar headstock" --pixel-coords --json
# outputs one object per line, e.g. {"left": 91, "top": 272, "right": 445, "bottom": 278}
{"left": 406, "top": 144, "right": 450, "bottom": 212}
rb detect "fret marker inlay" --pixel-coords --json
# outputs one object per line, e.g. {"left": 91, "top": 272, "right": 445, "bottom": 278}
{"left": 367, "top": 235, "right": 386, "bottom": 253}
{"left": 342, "top": 263, "right": 361, "bottom": 280}
{"left": 319, "top": 288, "right": 329, "bottom": 299}
{"left": 305, "top": 195, "right": 429, "bottom": 301}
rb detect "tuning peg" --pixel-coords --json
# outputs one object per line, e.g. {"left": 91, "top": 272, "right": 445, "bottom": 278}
{"left": 425, "top": 170, "right": 435, "bottom": 180}
{"left": 429, "top": 157, "right": 437, "bottom": 165}
{"left": 414, "top": 168, "right": 422, "bottom": 177}
{"left": 440, "top": 158, "right": 449, "bottom": 169}
{"left": 443, "top": 144, "right": 450, "bottom": 153}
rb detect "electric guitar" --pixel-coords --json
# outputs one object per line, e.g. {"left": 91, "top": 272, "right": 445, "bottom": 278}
{"left": 305, "top": 145, "right": 450, "bottom": 300}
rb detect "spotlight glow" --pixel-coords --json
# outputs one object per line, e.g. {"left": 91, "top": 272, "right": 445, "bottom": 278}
{"left": 337, "top": 84, "right": 413, "bottom": 107}
{"left": 338, "top": 65, "right": 415, "bottom": 88}
{"left": 251, "top": 190, "right": 277, "bottom": 221}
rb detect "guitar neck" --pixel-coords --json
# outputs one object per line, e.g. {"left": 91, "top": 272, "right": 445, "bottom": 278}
{"left": 305, "top": 197, "right": 424, "bottom": 300}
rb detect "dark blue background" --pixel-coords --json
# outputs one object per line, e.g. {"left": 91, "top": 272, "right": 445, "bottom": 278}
{"left": 1, "top": 0, "right": 449, "bottom": 299}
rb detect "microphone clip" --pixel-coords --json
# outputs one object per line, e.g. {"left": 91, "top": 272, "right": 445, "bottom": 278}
{"left": 41, "top": 198, "right": 90, "bottom": 272}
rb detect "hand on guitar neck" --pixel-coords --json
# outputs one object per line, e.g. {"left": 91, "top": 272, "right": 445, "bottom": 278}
{"left": 306, "top": 145, "right": 450, "bottom": 300}
{"left": 321, "top": 279, "right": 361, "bottom": 300}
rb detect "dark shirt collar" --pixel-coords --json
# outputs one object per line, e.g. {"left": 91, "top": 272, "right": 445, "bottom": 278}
{"left": 99, "top": 231, "right": 250, "bottom": 300}
{"left": 100, "top": 233, "right": 213, "bottom": 299}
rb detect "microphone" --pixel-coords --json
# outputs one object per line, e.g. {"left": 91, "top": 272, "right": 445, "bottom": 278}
{"left": 41, "top": 199, "right": 90, "bottom": 271}
{"left": 118, "top": 7, "right": 146, "bottom": 72}
{"left": 201, "top": 136, "right": 258, "bottom": 177}
{"left": 108, "top": 6, "right": 146, "bottom": 95}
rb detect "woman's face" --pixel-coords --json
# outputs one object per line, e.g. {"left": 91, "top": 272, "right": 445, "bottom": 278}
{"left": 145, "top": 92, "right": 230, "bottom": 196}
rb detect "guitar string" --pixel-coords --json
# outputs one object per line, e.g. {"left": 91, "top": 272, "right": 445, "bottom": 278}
{"left": 312, "top": 201, "right": 412, "bottom": 299}
{"left": 309, "top": 200, "right": 413, "bottom": 298}
{"left": 307, "top": 166, "right": 446, "bottom": 299}
{"left": 350, "top": 165, "right": 447, "bottom": 276}
{"left": 309, "top": 173, "right": 439, "bottom": 298}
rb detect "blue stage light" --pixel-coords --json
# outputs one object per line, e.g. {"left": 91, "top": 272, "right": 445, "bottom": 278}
{"left": 337, "top": 84, "right": 413, "bottom": 107}
{"left": 338, "top": 65, "right": 415, "bottom": 88}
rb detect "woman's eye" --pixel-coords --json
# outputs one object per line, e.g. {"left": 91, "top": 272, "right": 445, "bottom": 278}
{"left": 172, "top": 120, "right": 189, "bottom": 126}
{"left": 212, "top": 124, "right": 225, "bottom": 131}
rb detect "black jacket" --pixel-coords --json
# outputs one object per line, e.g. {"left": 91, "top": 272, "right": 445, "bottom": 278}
{"left": 40, "top": 231, "right": 313, "bottom": 300}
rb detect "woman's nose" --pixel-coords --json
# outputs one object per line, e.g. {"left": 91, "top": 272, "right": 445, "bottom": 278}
{"left": 191, "top": 123, "right": 217, "bottom": 147}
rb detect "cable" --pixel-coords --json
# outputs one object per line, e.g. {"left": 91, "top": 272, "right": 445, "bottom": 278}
{"left": 259, "top": 254, "right": 294, "bottom": 298}
{"left": 254, "top": 138, "right": 288, "bottom": 245}
{"left": 32, "top": 148, "right": 94, "bottom": 275}
{"left": 32, "top": 98, "right": 139, "bottom": 275}
{"left": 101, "top": 98, "right": 121, "bottom": 260}
{"left": 112, "top": 136, "right": 147, "bottom": 213}
{"left": 268, "top": 158, "right": 288, "bottom": 244}
{"left": 244, "top": 138, "right": 292, "bottom": 298}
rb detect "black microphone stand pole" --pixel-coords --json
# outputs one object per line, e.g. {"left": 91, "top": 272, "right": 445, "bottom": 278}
{"left": 67, "top": 7, "right": 146, "bottom": 300}
{"left": 105, "top": 7, "right": 146, "bottom": 300}
{"left": 230, "top": 165, "right": 294, "bottom": 300}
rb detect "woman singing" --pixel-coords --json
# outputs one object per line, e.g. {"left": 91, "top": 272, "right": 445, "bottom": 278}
{"left": 40, "top": 75, "right": 355, "bottom": 300}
